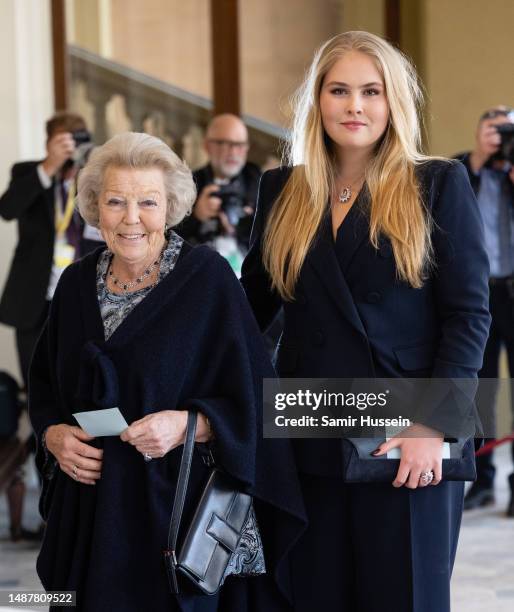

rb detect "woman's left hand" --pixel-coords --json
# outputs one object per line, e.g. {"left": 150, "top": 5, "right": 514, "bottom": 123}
{"left": 372, "top": 423, "right": 444, "bottom": 489}
{"left": 120, "top": 410, "right": 188, "bottom": 458}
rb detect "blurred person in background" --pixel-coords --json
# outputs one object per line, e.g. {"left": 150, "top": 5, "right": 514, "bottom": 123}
{"left": 0, "top": 112, "right": 102, "bottom": 542}
{"left": 457, "top": 106, "right": 514, "bottom": 516}
{"left": 0, "top": 111, "right": 101, "bottom": 390}
{"left": 177, "top": 113, "right": 261, "bottom": 275}
{"left": 177, "top": 113, "right": 282, "bottom": 354}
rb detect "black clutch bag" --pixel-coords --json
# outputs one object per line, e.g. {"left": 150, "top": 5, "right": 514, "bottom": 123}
{"left": 163, "top": 412, "right": 254, "bottom": 596}
{"left": 342, "top": 437, "right": 476, "bottom": 483}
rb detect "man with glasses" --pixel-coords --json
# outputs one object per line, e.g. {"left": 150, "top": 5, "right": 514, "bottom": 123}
{"left": 456, "top": 106, "right": 514, "bottom": 516}
{"left": 177, "top": 114, "right": 261, "bottom": 274}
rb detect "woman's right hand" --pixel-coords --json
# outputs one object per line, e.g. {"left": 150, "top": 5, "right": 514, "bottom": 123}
{"left": 45, "top": 424, "right": 103, "bottom": 485}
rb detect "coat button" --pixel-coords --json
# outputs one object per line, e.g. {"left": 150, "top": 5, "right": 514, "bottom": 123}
{"left": 312, "top": 330, "right": 325, "bottom": 346}
{"left": 366, "top": 292, "right": 381, "bottom": 304}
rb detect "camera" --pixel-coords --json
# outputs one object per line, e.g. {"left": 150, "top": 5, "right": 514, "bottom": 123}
{"left": 72, "top": 129, "right": 91, "bottom": 147}
{"left": 213, "top": 182, "right": 247, "bottom": 227}
{"left": 494, "top": 123, "right": 514, "bottom": 164}
{"left": 63, "top": 130, "right": 94, "bottom": 172}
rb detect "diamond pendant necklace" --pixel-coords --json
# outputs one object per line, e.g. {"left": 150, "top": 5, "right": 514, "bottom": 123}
{"left": 337, "top": 177, "right": 364, "bottom": 204}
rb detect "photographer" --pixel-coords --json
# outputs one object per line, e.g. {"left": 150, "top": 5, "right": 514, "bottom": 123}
{"left": 456, "top": 106, "right": 514, "bottom": 516}
{"left": 0, "top": 112, "right": 98, "bottom": 389}
{"left": 177, "top": 114, "right": 261, "bottom": 274}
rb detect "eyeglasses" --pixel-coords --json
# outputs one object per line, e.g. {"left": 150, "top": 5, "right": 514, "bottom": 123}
{"left": 480, "top": 108, "right": 514, "bottom": 121}
{"left": 207, "top": 139, "right": 249, "bottom": 151}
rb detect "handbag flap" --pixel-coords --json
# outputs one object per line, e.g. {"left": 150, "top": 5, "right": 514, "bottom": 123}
{"left": 207, "top": 513, "right": 240, "bottom": 552}
{"left": 343, "top": 437, "right": 476, "bottom": 483}
{"left": 178, "top": 469, "right": 252, "bottom": 590}
{"left": 346, "top": 437, "right": 385, "bottom": 459}
{"left": 346, "top": 437, "right": 468, "bottom": 459}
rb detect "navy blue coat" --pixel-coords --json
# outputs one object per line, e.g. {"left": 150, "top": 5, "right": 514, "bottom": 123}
{"left": 241, "top": 160, "right": 491, "bottom": 476}
{"left": 29, "top": 243, "right": 306, "bottom": 612}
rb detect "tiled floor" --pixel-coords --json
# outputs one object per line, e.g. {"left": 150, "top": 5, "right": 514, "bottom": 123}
{"left": 452, "top": 444, "right": 514, "bottom": 612}
{"left": 0, "top": 448, "right": 513, "bottom": 611}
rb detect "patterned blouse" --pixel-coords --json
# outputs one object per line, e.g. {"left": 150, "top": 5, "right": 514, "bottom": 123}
{"left": 97, "top": 230, "right": 183, "bottom": 340}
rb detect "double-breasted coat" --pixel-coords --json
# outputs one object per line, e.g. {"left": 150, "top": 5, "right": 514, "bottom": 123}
{"left": 241, "top": 160, "right": 491, "bottom": 612}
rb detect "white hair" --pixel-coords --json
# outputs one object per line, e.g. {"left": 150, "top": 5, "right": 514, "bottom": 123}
{"left": 77, "top": 132, "right": 196, "bottom": 228}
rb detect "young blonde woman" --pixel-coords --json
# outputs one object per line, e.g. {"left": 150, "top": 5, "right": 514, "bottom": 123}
{"left": 241, "top": 31, "right": 490, "bottom": 612}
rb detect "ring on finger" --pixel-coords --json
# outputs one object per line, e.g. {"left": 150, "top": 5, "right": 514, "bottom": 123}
{"left": 72, "top": 465, "right": 78, "bottom": 480}
{"left": 419, "top": 470, "right": 434, "bottom": 486}
{"left": 143, "top": 452, "right": 152, "bottom": 462}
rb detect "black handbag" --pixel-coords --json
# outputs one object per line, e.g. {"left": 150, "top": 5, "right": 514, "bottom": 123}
{"left": 342, "top": 437, "right": 476, "bottom": 483}
{"left": 163, "top": 411, "right": 255, "bottom": 596}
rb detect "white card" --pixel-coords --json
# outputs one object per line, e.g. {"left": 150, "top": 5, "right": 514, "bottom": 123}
{"left": 386, "top": 441, "right": 451, "bottom": 460}
{"left": 72, "top": 407, "right": 128, "bottom": 437}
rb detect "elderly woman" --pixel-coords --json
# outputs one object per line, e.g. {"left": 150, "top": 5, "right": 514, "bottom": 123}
{"left": 29, "top": 132, "right": 305, "bottom": 612}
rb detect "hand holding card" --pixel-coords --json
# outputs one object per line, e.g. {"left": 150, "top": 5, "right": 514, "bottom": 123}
{"left": 72, "top": 407, "right": 129, "bottom": 437}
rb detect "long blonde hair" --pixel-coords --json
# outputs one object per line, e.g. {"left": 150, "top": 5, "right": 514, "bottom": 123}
{"left": 264, "top": 31, "right": 436, "bottom": 300}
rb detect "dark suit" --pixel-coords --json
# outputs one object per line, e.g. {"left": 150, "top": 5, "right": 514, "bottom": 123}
{"left": 241, "top": 160, "right": 491, "bottom": 611}
{"left": 0, "top": 160, "right": 104, "bottom": 386}
{"left": 0, "top": 162, "right": 55, "bottom": 331}
{"left": 0, "top": 162, "right": 55, "bottom": 386}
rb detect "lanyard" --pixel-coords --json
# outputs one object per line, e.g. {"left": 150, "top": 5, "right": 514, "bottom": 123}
{"left": 55, "top": 181, "right": 76, "bottom": 236}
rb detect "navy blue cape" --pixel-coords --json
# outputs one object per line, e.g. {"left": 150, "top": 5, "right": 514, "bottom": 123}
{"left": 29, "top": 243, "right": 306, "bottom": 612}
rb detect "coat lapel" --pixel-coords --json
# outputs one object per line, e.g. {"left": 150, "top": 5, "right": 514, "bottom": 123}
{"left": 78, "top": 249, "right": 108, "bottom": 341}
{"left": 42, "top": 175, "right": 56, "bottom": 229}
{"left": 305, "top": 213, "right": 367, "bottom": 338}
{"left": 333, "top": 195, "right": 370, "bottom": 276}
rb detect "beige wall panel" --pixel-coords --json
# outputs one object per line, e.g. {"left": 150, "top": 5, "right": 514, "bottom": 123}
{"left": 110, "top": 0, "right": 211, "bottom": 99}
{"left": 240, "top": 0, "right": 343, "bottom": 126}
{"left": 73, "top": 0, "right": 101, "bottom": 54}
{"left": 423, "top": 0, "right": 514, "bottom": 156}
{"left": 342, "top": 0, "right": 385, "bottom": 36}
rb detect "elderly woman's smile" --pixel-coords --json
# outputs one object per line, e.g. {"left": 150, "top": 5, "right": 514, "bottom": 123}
{"left": 99, "top": 166, "right": 167, "bottom": 273}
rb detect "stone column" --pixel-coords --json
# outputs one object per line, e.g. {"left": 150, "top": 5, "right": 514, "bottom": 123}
{"left": 0, "top": 0, "right": 54, "bottom": 382}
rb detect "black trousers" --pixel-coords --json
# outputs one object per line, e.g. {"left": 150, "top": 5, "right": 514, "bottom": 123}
{"left": 476, "top": 281, "right": 514, "bottom": 487}
{"left": 290, "top": 474, "right": 464, "bottom": 612}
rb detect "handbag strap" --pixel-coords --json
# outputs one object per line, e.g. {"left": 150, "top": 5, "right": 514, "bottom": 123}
{"left": 167, "top": 410, "right": 198, "bottom": 560}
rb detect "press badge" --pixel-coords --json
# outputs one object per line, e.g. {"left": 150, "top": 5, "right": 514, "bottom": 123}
{"left": 53, "top": 239, "right": 75, "bottom": 271}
